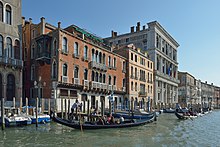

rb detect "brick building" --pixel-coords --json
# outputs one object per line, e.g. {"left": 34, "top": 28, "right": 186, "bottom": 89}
{"left": 0, "top": 0, "right": 23, "bottom": 102}
{"left": 22, "top": 18, "right": 127, "bottom": 111}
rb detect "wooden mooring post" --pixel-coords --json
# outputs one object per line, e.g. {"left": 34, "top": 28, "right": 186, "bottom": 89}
{"left": 36, "top": 97, "right": 39, "bottom": 128}
{"left": 1, "top": 98, "right": 5, "bottom": 130}
{"left": 87, "top": 100, "right": 90, "bottom": 121}
{"left": 26, "top": 97, "right": 28, "bottom": 115}
{"left": 65, "top": 98, "right": 67, "bottom": 120}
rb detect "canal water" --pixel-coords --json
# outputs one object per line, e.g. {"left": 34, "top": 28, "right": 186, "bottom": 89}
{"left": 1, "top": 111, "right": 220, "bottom": 147}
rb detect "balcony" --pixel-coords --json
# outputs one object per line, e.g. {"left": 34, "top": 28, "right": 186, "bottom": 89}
{"left": 83, "top": 79, "right": 89, "bottom": 87}
{"left": 140, "top": 78, "right": 146, "bottom": 82}
{"left": 113, "top": 85, "right": 117, "bottom": 91}
{"left": 61, "top": 76, "right": 68, "bottom": 83}
{"left": 122, "top": 87, "right": 126, "bottom": 92}
{"left": 108, "top": 85, "right": 112, "bottom": 91}
{"left": 155, "top": 71, "right": 180, "bottom": 84}
{"left": 82, "top": 56, "right": 88, "bottom": 62}
{"left": 72, "top": 78, "right": 80, "bottom": 85}
{"left": 130, "top": 75, "right": 134, "bottom": 79}
{"left": 89, "top": 61, "right": 108, "bottom": 71}
{"left": 90, "top": 81, "right": 97, "bottom": 89}
{"left": 103, "top": 83, "right": 108, "bottom": 90}
{"left": 72, "top": 53, "right": 79, "bottom": 59}
{"left": 0, "top": 57, "right": 23, "bottom": 67}
{"left": 97, "top": 82, "right": 101, "bottom": 89}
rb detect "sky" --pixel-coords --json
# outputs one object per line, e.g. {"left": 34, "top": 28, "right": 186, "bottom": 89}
{"left": 22, "top": 0, "right": 220, "bottom": 86}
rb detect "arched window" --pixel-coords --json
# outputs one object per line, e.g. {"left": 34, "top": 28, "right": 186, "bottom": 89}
{"left": 0, "top": 35, "right": 3, "bottom": 56}
{"left": 108, "top": 76, "right": 111, "bottom": 85}
{"left": 6, "top": 37, "right": 12, "bottom": 58}
{"left": 84, "top": 69, "right": 88, "bottom": 80}
{"left": 95, "top": 72, "right": 98, "bottom": 82}
{"left": 108, "top": 56, "right": 111, "bottom": 67}
{"left": 74, "top": 66, "right": 79, "bottom": 78}
{"left": 31, "top": 65, "right": 35, "bottom": 80}
{"left": 103, "top": 54, "right": 106, "bottom": 65}
{"left": 92, "top": 71, "right": 95, "bottom": 81}
{"left": 99, "top": 73, "right": 102, "bottom": 83}
{"left": 99, "top": 52, "right": 102, "bottom": 64}
{"left": 14, "top": 40, "right": 20, "bottom": 59}
{"left": 53, "top": 40, "right": 57, "bottom": 56}
{"left": 31, "top": 45, "right": 35, "bottom": 59}
{"left": 84, "top": 45, "right": 88, "bottom": 59}
{"left": 62, "top": 37, "right": 67, "bottom": 53}
{"left": 131, "top": 82, "right": 133, "bottom": 91}
{"left": 92, "top": 49, "right": 95, "bottom": 61}
{"left": 63, "top": 63, "right": 67, "bottom": 76}
{"left": 113, "top": 58, "right": 116, "bottom": 68}
{"left": 103, "top": 74, "right": 106, "bottom": 83}
{"left": 7, "top": 74, "right": 15, "bottom": 101}
{"left": 6, "top": 5, "right": 12, "bottom": 25}
{"left": 52, "top": 61, "right": 57, "bottom": 79}
{"left": 135, "top": 82, "right": 137, "bottom": 91}
{"left": 95, "top": 50, "right": 98, "bottom": 62}
{"left": 0, "top": 2, "right": 3, "bottom": 22}
{"left": 74, "top": 42, "right": 78, "bottom": 56}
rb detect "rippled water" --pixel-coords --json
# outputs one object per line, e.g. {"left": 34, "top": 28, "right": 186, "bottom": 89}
{"left": 1, "top": 111, "right": 220, "bottom": 147}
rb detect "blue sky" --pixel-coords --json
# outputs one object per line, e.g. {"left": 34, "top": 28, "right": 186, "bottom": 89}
{"left": 22, "top": 0, "right": 220, "bottom": 86}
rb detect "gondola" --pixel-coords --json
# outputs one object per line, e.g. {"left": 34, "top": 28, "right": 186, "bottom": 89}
{"left": 174, "top": 111, "right": 197, "bottom": 120}
{"left": 110, "top": 111, "right": 155, "bottom": 119}
{"left": 53, "top": 112, "right": 156, "bottom": 130}
{"left": 162, "top": 108, "right": 175, "bottom": 113}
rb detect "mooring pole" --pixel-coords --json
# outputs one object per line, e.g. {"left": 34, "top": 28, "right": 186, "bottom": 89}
{"left": 1, "top": 98, "right": 5, "bottom": 130}
{"left": 36, "top": 97, "right": 39, "bottom": 127}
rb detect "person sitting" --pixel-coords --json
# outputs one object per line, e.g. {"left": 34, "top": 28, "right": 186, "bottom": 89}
{"left": 119, "top": 115, "right": 125, "bottom": 124}
{"left": 97, "top": 117, "right": 104, "bottom": 125}
{"left": 107, "top": 114, "right": 115, "bottom": 124}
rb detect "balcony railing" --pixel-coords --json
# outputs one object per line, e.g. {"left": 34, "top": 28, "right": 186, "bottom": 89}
{"left": 0, "top": 57, "right": 23, "bottom": 67}
{"left": 113, "top": 85, "right": 117, "bottom": 91}
{"left": 83, "top": 79, "right": 89, "bottom": 87}
{"left": 82, "top": 56, "right": 88, "bottom": 61}
{"left": 155, "top": 71, "right": 180, "bottom": 84}
{"left": 90, "top": 81, "right": 97, "bottom": 89}
{"left": 103, "top": 83, "right": 108, "bottom": 90}
{"left": 61, "top": 76, "right": 68, "bottom": 83}
{"left": 89, "top": 61, "right": 108, "bottom": 71}
{"left": 139, "top": 91, "right": 147, "bottom": 96}
{"left": 72, "top": 53, "right": 79, "bottom": 58}
{"left": 72, "top": 78, "right": 80, "bottom": 85}
{"left": 97, "top": 82, "right": 101, "bottom": 89}
{"left": 108, "top": 85, "right": 112, "bottom": 91}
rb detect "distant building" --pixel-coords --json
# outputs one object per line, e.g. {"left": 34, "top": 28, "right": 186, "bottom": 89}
{"left": 0, "top": 0, "right": 23, "bottom": 102}
{"left": 113, "top": 44, "right": 154, "bottom": 111}
{"left": 105, "top": 21, "right": 179, "bottom": 108}
{"left": 178, "top": 72, "right": 198, "bottom": 107}
{"left": 201, "top": 81, "right": 214, "bottom": 108}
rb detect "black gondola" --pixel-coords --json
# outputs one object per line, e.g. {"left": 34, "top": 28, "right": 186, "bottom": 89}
{"left": 53, "top": 112, "right": 156, "bottom": 130}
{"left": 174, "top": 111, "right": 197, "bottom": 120}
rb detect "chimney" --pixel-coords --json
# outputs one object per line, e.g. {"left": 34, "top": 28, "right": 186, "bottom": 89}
{"left": 58, "top": 22, "right": 61, "bottom": 29}
{"left": 111, "top": 30, "right": 114, "bottom": 37}
{"left": 143, "top": 25, "right": 146, "bottom": 30}
{"left": 29, "top": 18, "right": 32, "bottom": 24}
{"left": 114, "top": 32, "right": 117, "bottom": 37}
{"left": 136, "top": 22, "right": 140, "bottom": 32}
{"left": 22, "top": 17, "right": 25, "bottom": 26}
{"left": 130, "top": 26, "right": 134, "bottom": 33}
{"left": 40, "top": 17, "right": 45, "bottom": 23}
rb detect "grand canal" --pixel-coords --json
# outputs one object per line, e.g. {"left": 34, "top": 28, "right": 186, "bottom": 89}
{"left": 1, "top": 110, "right": 220, "bottom": 147}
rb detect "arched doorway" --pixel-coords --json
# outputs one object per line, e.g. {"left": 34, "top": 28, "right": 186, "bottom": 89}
{"left": 7, "top": 74, "right": 15, "bottom": 101}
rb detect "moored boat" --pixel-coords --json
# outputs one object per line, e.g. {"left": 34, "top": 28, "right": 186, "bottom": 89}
{"left": 175, "top": 111, "right": 197, "bottom": 120}
{"left": 53, "top": 112, "right": 156, "bottom": 130}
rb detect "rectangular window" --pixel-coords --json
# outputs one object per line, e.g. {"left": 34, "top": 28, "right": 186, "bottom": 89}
{"left": 131, "top": 53, "right": 133, "bottom": 60}
{"left": 135, "top": 55, "right": 137, "bottom": 62}
{"left": 113, "top": 76, "right": 116, "bottom": 85}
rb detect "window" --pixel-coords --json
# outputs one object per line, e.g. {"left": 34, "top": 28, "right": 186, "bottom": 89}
{"left": 62, "top": 37, "right": 67, "bottom": 53}
{"left": 52, "top": 61, "right": 57, "bottom": 79}
{"left": 148, "top": 61, "right": 149, "bottom": 68}
{"left": 103, "top": 54, "right": 106, "bottom": 65}
{"left": 95, "top": 72, "right": 98, "bottom": 82}
{"left": 131, "top": 82, "right": 133, "bottom": 91}
{"left": 113, "top": 58, "right": 116, "bottom": 68}
{"left": 113, "top": 76, "right": 116, "bottom": 85}
{"left": 0, "top": 2, "right": 3, "bottom": 22}
{"left": 63, "top": 63, "right": 68, "bottom": 76}
{"left": 31, "top": 65, "right": 35, "bottom": 80}
{"left": 99, "top": 73, "right": 102, "bottom": 83}
{"left": 74, "top": 66, "right": 79, "bottom": 78}
{"left": 53, "top": 40, "right": 57, "bottom": 56}
{"left": 123, "top": 79, "right": 126, "bottom": 87}
{"left": 6, "top": 5, "right": 11, "bottom": 25}
{"left": 84, "top": 45, "right": 88, "bottom": 59}
{"left": 14, "top": 40, "right": 20, "bottom": 59}
{"left": 131, "top": 53, "right": 133, "bottom": 60}
{"left": 7, "top": 74, "right": 15, "bottom": 101}
{"left": 6, "top": 37, "right": 12, "bottom": 58}
{"left": 84, "top": 69, "right": 88, "bottom": 80}
{"left": 74, "top": 42, "right": 79, "bottom": 56}
{"left": 92, "top": 71, "right": 95, "bottom": 81}
{"left": 108, "top": 76, "right": 111, "bottom": 85}
{"left": 131, "top": 66, "right": 133, "bottom": 77}
{"left": 135, "top": 55, "right": 137, "bottom": 62}
{"left": 108, "top": 56, "right": 111, "bottom": 67}
{"left": 135, "top": 82, "right": 137, "bottom": 91}
{"left": 135, "top": 68, "right": 137, "bottom": 78}
{"left": 31, "top": 45, "right": 35, "bottom": 59}
{"left": 0, "top": 35, "right": 3, "bottom": 56}
{"left": 103, "top": 74, "right": 106, "bottom": 83}
{"left": 126, "top": 38, "right": 129, "bottom": 43}
{"left": 122, "top": 61, "right": 126, "bottom": 72}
